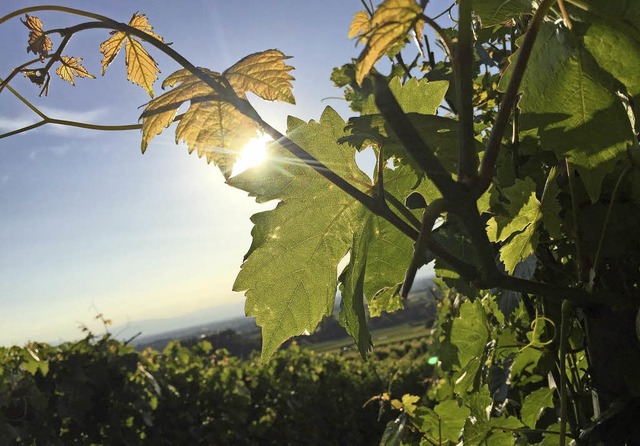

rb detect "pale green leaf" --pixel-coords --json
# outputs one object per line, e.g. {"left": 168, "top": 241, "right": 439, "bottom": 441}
{"left": 434, "top": 399, "right": 470, "bottom": 443}
{"left": 365, "top": 164, "right": 420, "bottom": 316}
{"left": 361, "top": 77, "right": 449, "bottom": 115}
{"left": 487, "top": 178, "right": 542, "bottom": 274}
{"left": 499, "top": 223, "right": 539, "bottom": 274}
{"left": 229, "top": 107, "right": 371, "bottom": 359}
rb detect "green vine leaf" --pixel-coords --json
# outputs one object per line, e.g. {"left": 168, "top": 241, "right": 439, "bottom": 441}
{"left": 229, "top": 107, "right": 371, "bottom": 360}
{"left": 360, "top": 77, "right": 449, "bottom": 115}
{"left": 451, "top": 300, "right": 489, "bottom": 393}
{"left": 487, "top": 177, "right": 542, "bottom": 274}
{"left": 471, "top": 0, "right": 534, "bottom": 27}
{"left": 504, "top": 22, "right": 633, "bottom": 202}
{"left": 414, "top": 399, "right": 470, "bottom": 444}
{"left": 520, "top": 387, "right": 555, "bottom": 428}
{"left": 338, "top": 218, "right": 373, "bottom": 359}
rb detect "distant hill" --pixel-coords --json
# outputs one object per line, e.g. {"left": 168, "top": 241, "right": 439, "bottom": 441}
{"left": 127, "top": 272, "right": 439, "bottom": 355}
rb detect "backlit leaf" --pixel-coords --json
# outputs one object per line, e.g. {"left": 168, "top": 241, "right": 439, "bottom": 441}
{"left": 100, "top": 13, "right": 163, "bottom": 97}
{"left": 55, "top": 56, "right": 95, "bottom": 85}
{"left": 224, "top": 50, "right": 295, "bottom": 104}
{"left": 355, "top": 0, "right": 424, "bottom": 84}
{"left": 229, "top": 108, "right": 371, "bottom": 359}
{"left": 22, "top": 15, "right": 52, "bottom": 59}
{"left": 348, "top": 11, "right": 370, "bottom": 42}
{"left": 360, "top": 77, "right": 449, "bottom": 115}
{"left": 124, "top": 37, "right": 160, "bottom": 98}
{"left": 487, "top": 178, "right": 542, "bottom": 274}
{"left": 140, "top": 50, "right": 295, "bottom": 179}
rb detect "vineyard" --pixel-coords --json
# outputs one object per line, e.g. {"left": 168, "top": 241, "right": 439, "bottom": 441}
{"left": 0, "top": 322, "right": 433, "bottom": 445}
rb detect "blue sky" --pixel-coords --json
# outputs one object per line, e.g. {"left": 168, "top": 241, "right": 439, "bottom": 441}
{"left": 0, "top": 0, "right": 365, "bottom": 345}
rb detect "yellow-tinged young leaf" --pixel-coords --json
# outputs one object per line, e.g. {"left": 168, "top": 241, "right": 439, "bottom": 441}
{"left": 99, "top": 13, "right": 162, "bottom": 97}
{"left": 55, "top": 56, "right": 95, "bottom": 85}
{"left": 23, "top": 15, "right": 52, "bottom": 59}
{"left": 348, "top": 11, "right": 371, "bottom": 42}
{"left": 100, "top": 32, "right": 126, "bottom": 74}
{"left": 125, "top": 37, "right": 160, "bottom": 97}
{"left": 355, "top": 0, "right": 423, "bottom": 84}
{"left": 140, "top": 67, "right": 223, "bottom": 151}
{"left": 140, "top": 50, "right": 295, "bottom": 179}
{"left": 224, "top": 50, "right": 295, "bottom": 104}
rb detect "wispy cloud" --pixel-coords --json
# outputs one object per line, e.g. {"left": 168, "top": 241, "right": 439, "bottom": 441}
{"left": 0, "top": 116, "right": 39, "bottom": 132}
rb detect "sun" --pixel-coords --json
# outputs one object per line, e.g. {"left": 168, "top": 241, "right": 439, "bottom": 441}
{"left": 232, "top": 132, "right": 271, "bottom": 177}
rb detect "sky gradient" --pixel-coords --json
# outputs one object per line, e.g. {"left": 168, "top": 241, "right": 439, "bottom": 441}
{"left": 0, "top": 0, "right": 364, "bottom": 345}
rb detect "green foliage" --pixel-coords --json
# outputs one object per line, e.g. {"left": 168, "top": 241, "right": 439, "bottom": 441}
{"left": 4, "top": 0, "right": 640, "bottom": 444}
{"left": 0, "top": 335, "right": 434, "bottom": 445}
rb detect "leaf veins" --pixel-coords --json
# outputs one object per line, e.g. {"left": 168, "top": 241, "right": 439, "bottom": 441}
{"left": 99, "top": 13, "right": 163, "bottom": 97}
{"left": 55, "top": 56, "right": 95, "bottom": 85}
{"left": 140, "top": 50, "right": 295, "bottom": 179}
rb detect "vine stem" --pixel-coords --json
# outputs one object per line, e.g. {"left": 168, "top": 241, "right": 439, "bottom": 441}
{"left": 0, "top": 77, "right": 183, "bottom": 140}
{"left": 476, "top": 0, "right": 557, "bottom": 195}
{"left": 455, "top": 0, "right": 479, "bottom": 182}
{"left": 559, "top": 300, "right": 574, "bottom": 446}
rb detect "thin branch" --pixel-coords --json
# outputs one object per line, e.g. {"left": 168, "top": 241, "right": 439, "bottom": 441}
{"left": 421, "top": 14, "right": 454, "bottom": 60}
{"left": 454, "top": 0, "right": 479, "bottom": 182}
{"left": 557, "top": 0, "right": 573, "bottom": 29}
{"left": 476, "top": 0, "right": 556, "bottom": 195}
{"left": 0, "top": 57, "right": 44, "bottom": 93}
{"left": 0, "top": 121, "right": 47, "bottom": 139}
{"left": 0, "top": 77, "right": 47, "bottom": 118}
